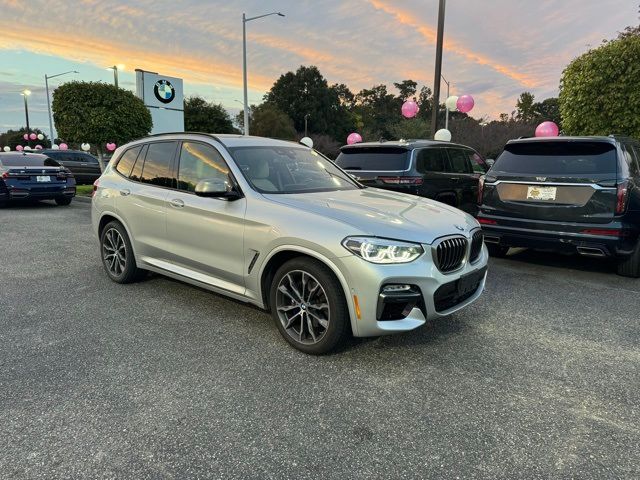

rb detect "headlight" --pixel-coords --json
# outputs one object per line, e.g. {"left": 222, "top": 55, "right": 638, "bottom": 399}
{"left": 342, "top": 237, "right": 424, "bottom": 264}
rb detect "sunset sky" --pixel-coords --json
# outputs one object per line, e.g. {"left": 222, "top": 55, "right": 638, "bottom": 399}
{"left": 0, "top": 0, "right": 635, "bottom": 135}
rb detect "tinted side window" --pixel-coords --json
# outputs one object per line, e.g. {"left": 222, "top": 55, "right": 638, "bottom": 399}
{"left": 177, "top": 142, "right": 229, "bottom": 192}
{"left": 624, "top": 143, "right": 640, "bottom": 176}
{"left": 416, "top": 148, "right": 447, "bottom": 173}
{"left": 129, "top": 145, "right": 147, "bottom": 182}
{"left": 447, "top": 149, "right": 472, "bottom": 174}
{"left": 115, "top": 146, "right": 142, "bottom": 178}
{"left": 80, "top": 153, "right": 99, "bottom": 164}
{"left": 467, "top": 150, "right": 487, "bottom": 173}
{"left": 140, "top": 142, "right": 178, "bottom": 188}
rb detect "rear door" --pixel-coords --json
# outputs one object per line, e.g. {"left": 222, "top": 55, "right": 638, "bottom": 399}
{"left": 77, "top": 153, "right": 102, "bottom": 183}
{"left": 335, "top": 147, "right": 416, "bottom": 192}
{"left": 482, "top": 140, "right": 619, "bottom": 223}
{"left": 414, "top": 147, "right": 456, "bottom": 204}
{"left": 115, "top": 142, "right": 178, "bottom": 259}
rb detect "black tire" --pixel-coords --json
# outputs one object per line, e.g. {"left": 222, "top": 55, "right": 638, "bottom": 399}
{"left": 486, "top": 243, "right": 509, "bottom": 258}
{"left": 617, "top": 240, "right": 640, "bottom": 278}
{"left": 269, "top": 257, "right": 350, "bottom": 355}
{"left": 55, "top": 196, "right": 72, "bottom": 206}
{"left": 100, "top": 221, "right": 146, "bottom": 283}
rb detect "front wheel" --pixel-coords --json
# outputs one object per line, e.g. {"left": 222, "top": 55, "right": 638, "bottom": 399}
{"left": 55, "top": 196, "right": 72, "bottom": 206}
{"left": 270, "top": 257, "right": 350, "bottom": 355}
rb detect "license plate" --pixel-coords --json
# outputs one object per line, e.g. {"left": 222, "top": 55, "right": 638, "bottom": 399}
{"left": 527, "top": 185, "right": 556, "bottom": 200}
{"left": 36, "top": 176, "right": 51, "bottom": 182}
{"left": 457, "top": 268, "right": 486, "bottom": 296}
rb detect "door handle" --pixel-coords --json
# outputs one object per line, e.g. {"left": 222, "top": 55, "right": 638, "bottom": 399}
{"left": 119, "top": 189, "right": 131, "bottom": 196}
{"left": 81, "top": 163, "right": 88, "bottom": 166}
{"left": 170, "top": 198, "right": 185, "bottom": 208}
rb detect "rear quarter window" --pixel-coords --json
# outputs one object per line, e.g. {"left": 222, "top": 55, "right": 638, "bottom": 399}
{"left": 115, "top": 146, "right": 142, "bottom": 178}
{"left": 494, "top": 141, "right": 618, "bottom": 175}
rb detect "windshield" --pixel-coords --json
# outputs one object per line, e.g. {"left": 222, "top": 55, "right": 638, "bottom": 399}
{"left": 494, "top": 141, "right": 617, "bottom": 175}
{"left": 335, "top": 147, "right": 410, "bottom": 171}
{"left": 228, "top": 146, "right": 361, "bottom": 194}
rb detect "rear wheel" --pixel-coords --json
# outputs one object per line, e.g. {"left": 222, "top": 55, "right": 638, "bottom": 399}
{"left": 270, "top": 257, "right": 349, "bottom": 355}
{"left": 100, "top": 221, "right": 146, "bottom": 283}
{"left": 617, "top": 240, "right": 640, "bottom": 278}
{"left": 487, "top": 244, "right": 509, "bottom": 258}
{"left": 55, "top": 196, "right": 72, "bottom": 206}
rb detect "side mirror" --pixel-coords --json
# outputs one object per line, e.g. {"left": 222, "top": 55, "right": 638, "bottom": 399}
{"left": 194, "top": 178, "right": 240, "bottom": 200}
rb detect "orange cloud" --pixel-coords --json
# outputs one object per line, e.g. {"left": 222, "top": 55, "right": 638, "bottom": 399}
{"left": 0, "top": 24, "right": 274, "bottom": 92}
{"left": 367, "top": 0, "right": 538, "bottom": 88}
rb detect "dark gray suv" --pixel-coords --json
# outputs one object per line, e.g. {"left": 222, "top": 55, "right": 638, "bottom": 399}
{"left": 335, "top": 140, "right": 489, "bottom": 215}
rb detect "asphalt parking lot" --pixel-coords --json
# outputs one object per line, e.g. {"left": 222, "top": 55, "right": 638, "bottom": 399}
{"left": 0, "top": 200, "right": 638, "bottom": 479}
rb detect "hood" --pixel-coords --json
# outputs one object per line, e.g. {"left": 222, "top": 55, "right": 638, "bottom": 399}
{"left": 264, "top": 188, "right": 479, "bottom": 244}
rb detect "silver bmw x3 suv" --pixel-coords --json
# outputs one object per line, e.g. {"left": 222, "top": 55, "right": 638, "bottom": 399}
{"left": 92, "top": 134, "right": 488, "bottom": 354}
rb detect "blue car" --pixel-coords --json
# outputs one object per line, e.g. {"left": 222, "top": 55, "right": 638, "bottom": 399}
{"left": 0, "top": 152, "right": 76, "bottom": 207}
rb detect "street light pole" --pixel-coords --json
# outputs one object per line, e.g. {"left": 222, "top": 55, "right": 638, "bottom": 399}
{"left": 45, "top": 70, "right": 78, "bottom": 146}
{"left": 441, "top": 74, "right": 450, "bottom": 131}
{"left": 21, "top": 90, "right": 31, "bottom": 141}
{"left": 304, "top": 113, "right": 310, "bottom": 137}
{"left": 430, "top": 0, "right": 446, "bottom": 138}
{"left": 242, "top": 11, "right": 285, "bottom": 136}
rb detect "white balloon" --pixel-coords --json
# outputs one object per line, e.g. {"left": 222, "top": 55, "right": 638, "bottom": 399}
{"left": 445, "top": 95, "right": 459, "bottom": 111}
{"left": 52, "top": 144, "right": 60, "bottom": 150}
{"left": 434, "top": 128, "right": 452, "bottom": 142}
{"left": 24, "top": 146, "right": 32, "bottom": 151}
{"left": 299, "top": 137, "right": 313, "bottom": 148}
{"left": 81, "top": 143, "right": 91, "bottom": 151}
{"left": 3, "top": 146, "right": 10, "bottom": 152}
{"left": 37, "top": 133, "right": 44, "bottom": 140}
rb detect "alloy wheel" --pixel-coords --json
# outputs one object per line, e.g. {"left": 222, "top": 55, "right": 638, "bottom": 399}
{"left": 275, "top": 270, "right": 330, "bottom": 345}
{"left": 102, "top": 228, "right": 127, "bottom": 276}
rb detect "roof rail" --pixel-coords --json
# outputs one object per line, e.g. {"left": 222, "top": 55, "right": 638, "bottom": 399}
{"left": 131, "top": 131, "right": 225, "bottom": 143}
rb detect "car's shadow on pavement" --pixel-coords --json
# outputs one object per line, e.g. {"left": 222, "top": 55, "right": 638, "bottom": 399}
{"left": 2, "top": 200, "right": 60, "bottom": 209}
{"left": 498, "top": 247, "right": 618, "bottom": 275}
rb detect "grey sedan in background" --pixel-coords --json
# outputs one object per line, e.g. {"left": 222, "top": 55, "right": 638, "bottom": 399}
{"left": 91, "top": 134, "right": 488, "bottom": 354}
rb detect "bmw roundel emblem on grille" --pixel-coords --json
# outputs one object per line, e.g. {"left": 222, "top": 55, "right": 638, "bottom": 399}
{"left": 154, "top": 79, "right": 175, "bottom": 104}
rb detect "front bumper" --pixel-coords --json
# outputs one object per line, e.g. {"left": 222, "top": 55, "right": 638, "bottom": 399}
{"left": 334, "top": 244, "right": 488, "bottom": 337}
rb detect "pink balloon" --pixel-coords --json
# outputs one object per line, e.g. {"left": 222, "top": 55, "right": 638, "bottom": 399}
{"left": 35, "top": 145, "right": 43, "bottom": 150}
{"left": 535, "top": 121, "right": 559, "bottom": 137}
{"left": 106, "top": 142, "right": 117, "bottom": 151}
{"left": 59, "top": 143, "right": 68, "bottom": 150}
{"left": 16, "top": 145, "right": 24, "bottom": 151}
{"left": 401, "top": 100, "right": 419, "bottom": 118}
{"left": 347, "top": 132, "right": 363, "bottom": 145}
{"left": 456, "top": 95, "right": 475, "bottom": 113}
{"left": 29, "top": 133, "right": 37, "bottom": 140}
{"left": 23, "top": 133, "right": 29, "bottom": 140}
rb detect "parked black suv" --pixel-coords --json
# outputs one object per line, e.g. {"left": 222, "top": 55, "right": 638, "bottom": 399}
{"left": 478, "top": 136, "right": 640, "bottom": 277}
{"left": 39, "top": 149, "right": 102, "bottom": 185}
{"left": 335, "top": 140, "right": 488, "bottom": 214}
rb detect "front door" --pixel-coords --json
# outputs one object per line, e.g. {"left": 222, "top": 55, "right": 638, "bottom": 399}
{"left": 165, "top": 141, "right": 247, "bottom": 294}
{"left": 443, "top": 147, "right": 480, "bottom": 214}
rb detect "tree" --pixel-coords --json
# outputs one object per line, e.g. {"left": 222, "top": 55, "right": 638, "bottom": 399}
{"left": 250, "top": 103, "right": 296, "bottom": 140}
{"left": 393, "top": 80, "right": 418, "bottom": 99}
{"left": 0, "top": 128, "right": 50, "bottom": 150}
{"left": 184, "top": 96, "right": 236, "bottom": 133}
{"left": 265, "top": 66, "right": 354, "bottom": 140}
{"left": 52, "top": 81, "right": 152, "bottom": 165}
{"left": 515, "top": 92, "right": 536, "bottom": 123}
{"left": 533, "top": 97, "right": 561, "bottom": 127}
{"left": 559, "top": 34, "right": 640, "bottom": 137}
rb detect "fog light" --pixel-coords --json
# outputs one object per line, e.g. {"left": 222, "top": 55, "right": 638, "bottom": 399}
{"left": 382, "top": 284, "right": 412, "bottom": 292}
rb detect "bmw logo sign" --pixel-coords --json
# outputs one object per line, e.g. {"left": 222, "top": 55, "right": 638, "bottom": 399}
{"left": 154, "top": 79, "right": 175, "bottom": 104}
